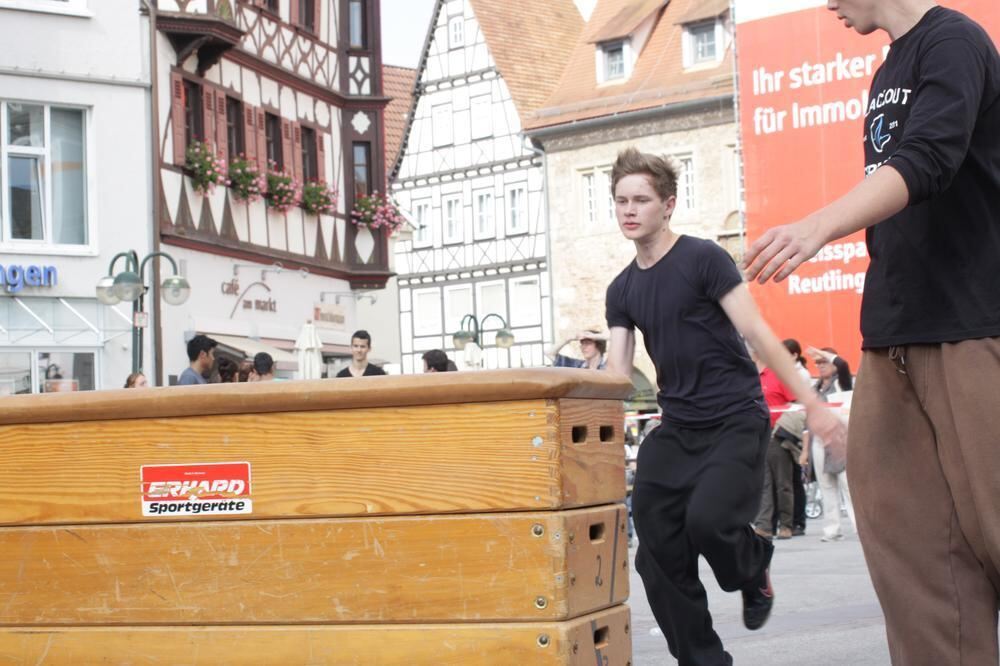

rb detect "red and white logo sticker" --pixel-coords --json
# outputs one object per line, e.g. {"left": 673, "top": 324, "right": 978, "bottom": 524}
{"left": 141, "top": 462, "right": 252, "bottom": 517}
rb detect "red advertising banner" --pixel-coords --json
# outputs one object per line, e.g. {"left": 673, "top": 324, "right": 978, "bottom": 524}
{"left": 736, "top": 1, "right": 1000, "bottom": 368}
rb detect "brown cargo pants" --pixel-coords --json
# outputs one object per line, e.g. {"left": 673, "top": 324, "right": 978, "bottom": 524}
{"left": 848, "top": 338, "right": 1000, "bottom": 665}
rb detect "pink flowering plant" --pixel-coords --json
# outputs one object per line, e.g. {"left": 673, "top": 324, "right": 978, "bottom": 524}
{"left": 301, "top": 180, "right": 338, "bottom": 216}
{"left": 265, "top": 161, "right": 300, "bottom": 213}
{"left": 185, "top": 141, "right": 228, "bottom": 195}
{"left": 351, "top": 192, "right": 405, "bottom": 235}
{"left": 228, "top": 156, "right": 266, "bottom": 203}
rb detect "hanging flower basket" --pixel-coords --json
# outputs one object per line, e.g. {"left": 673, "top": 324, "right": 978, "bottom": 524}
{"left": 301, "top": 179, "right": 338, "bottom": 216}
{"left": 228, "top": 156, "right": 266, "bottom": 203}
{"left": 351, "top": 191, "right": 405, "bottom": 235}
{"left": 265, "top": 162, "right": 300, "bottom": 213}
{"left": 185, "top": 141, "right": 228, "bottom": 195}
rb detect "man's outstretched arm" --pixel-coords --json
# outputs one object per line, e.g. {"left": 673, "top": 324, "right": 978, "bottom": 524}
{"left": 742, "top": 165, "right": 910, "bottom": 284}
{"left": 720, "top": 284, "right": 847, "bottom": 458}
{"left": 605, "top": 327, "right": 636, "bottom": 379}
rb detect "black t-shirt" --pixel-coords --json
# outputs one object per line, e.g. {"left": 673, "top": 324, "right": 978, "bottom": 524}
{"left": 862, "top": 7, "right": 1000, "bottom": 347}
{"left": 605, "top": 235, "right": 767, "bottom": 428}
{"left": 335, "top": 363, "right": 386, "bottom": 377}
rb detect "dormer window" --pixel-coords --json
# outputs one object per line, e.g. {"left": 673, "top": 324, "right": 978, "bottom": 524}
{"left": 596, "top": 40, "right": 632, "bottom": 84}
{"left": 689, "top": 21, "right": 717, "bottom": 64}
{"left": 679, "top": 3, "right": 731, "bottom": 70}
{"left": 605, "top": 43, "right": 625, "bottom": 80}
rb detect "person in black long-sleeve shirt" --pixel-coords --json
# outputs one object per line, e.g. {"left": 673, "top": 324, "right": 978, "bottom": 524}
{"left": 744, "top": 2, "right": 1000, "bottom": 663}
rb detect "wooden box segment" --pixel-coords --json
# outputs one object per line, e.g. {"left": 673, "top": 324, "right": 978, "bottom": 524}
{"left": 0, "top": 606, "right": 632, "bottom": 665}
{"left": 0, "top": 368, "right": 632, "bottom": 426}
{"left": 0, "top": 506, "right": 628, "bottom": 625}
{"left": 0, "top": 398, "right": 624, "bottom": 526}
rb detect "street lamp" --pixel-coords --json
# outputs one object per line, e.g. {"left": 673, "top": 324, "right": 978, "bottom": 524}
{"left": 95, "top": 250, "right": 191, "bottom": 375}
{"left": 452, "top": 313, "right": 515, "bottom": 350}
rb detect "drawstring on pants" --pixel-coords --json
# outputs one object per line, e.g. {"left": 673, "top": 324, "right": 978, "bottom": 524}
{"left": 888, "top": 346, "right": 907, "bottom": 375}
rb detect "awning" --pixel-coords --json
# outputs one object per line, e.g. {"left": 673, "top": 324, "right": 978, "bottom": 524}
{"left": 208, "top": 334, "right": 299, "bottom": 372}
{"left": 260, "top": 337, "right": 352, "bottom": 358}
{"left": 0, "top": 296, "right": 129, "bottom": 346}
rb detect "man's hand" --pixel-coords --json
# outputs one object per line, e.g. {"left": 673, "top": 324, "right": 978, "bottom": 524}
{"left": 742, "top": 216, "right": 825, "bottom": 284}
{"left": 798, "top": 450, "right": 809, "bottom": 466}
{"left": 578, "top": 330, "right": 608, "bottom": 341}
{"left": 805, "top": 402, "right": 847, "bottom": 465}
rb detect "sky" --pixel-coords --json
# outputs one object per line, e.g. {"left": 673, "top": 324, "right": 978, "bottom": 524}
{"left": 380, "top": 0, "right": 437, "bottom": 68}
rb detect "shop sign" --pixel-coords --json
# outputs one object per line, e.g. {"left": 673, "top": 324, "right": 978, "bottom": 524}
{"left": 313, "top": 302, "right": 346, "bottom": 330}
{"left": 0, "top": 263, "right": 57, "bottom": 293}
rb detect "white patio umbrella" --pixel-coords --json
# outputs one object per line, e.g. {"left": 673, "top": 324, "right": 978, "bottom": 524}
{"left": 294, "top": 320, "right": 325, "bottom": 380}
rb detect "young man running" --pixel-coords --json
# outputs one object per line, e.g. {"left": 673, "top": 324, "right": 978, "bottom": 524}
{"left": 605, "top": 148, "right": 845, "bottom": 665}
{"left": 743, "top": 2, "right": 1000, "bottom": 663}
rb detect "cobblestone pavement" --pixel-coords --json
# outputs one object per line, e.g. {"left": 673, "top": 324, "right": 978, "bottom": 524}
{"left": 628, "top": 530, "right": 892, "bottom": 665}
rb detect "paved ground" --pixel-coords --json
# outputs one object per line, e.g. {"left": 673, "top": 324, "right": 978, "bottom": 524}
{"left": 628, "top": 530, "right": 891, "bottom": 665}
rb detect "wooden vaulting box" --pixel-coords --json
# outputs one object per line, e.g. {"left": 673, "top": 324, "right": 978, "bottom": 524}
{"left": 0, "top": 369, "right": 634, "bottom": 664}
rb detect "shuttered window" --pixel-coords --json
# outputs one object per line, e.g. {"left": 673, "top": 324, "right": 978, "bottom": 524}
{"left": 301, "top": 126, "right": 318, "bottom": 182}
{"left": 225, "top": 97, "right": 244, "bottom": 162}
{"left": 265, "top": 113, "right": 282, "bottom": 169}
{"left": 183, "top": 80, "right": 203, "bottom": 147}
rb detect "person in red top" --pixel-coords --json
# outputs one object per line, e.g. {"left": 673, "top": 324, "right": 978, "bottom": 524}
{"left": 759, "top": 364, "right": 797, "bottom": 426}
{"left": 752, "top": 349, "right": 799, "bottom": 539}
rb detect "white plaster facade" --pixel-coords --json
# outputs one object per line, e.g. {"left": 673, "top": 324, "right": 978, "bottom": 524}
{"left": 0, "top": 0, "right": 152, "bottom": 393}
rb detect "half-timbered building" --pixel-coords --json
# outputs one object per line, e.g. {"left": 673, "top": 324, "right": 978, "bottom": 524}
{"left": 153, "top": 0, "right": 390, "bottom": 380}
{"left": 390, "top": 0, "right": 581, "bottom": 373}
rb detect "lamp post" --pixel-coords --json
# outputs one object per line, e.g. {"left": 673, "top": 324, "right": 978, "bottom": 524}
{"left": 95, "top": 250, "right": 191, "bottom": 375}
{"left": 452, "top": 314, "right": 515, "bottom": 367}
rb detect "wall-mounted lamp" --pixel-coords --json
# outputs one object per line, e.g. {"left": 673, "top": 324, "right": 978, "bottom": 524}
{"left": 320, "top": 291, "right": 378, "bottom": 305}
{"left": 452, "top": 313, "right": 514, "bottom": 350}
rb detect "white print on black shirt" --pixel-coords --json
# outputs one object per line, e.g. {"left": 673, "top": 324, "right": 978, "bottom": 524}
{"left": 864, "top": 85, "right": 911, "bottom": 170}
{"left": 869, "top": 114, "right": 893, "bottom": 153}
{"left": 866, "top": 88, "right": 912, "bottom": 114}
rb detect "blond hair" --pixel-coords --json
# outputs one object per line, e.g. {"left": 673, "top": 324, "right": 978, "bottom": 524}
{"left": 611, "top": 147, "right": 678, "bottom": 201}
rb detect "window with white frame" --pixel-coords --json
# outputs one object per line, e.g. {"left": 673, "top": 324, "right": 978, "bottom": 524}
{"left": 505, "top": 184, "right": 527, "bottom": 234}
{"left": 432, "top": 104, "right": 452, "bottom": 147}
{"left": 443, "top": 284, "right": 473, "bottom": 337}
{"left": 412, "top": 287, "right": 442, "bottom": 336}
{"left": 442, "top": 195, "right": 462, "bottom": 244}
{"left": 581, "top": 172, "right": 596, "bottom": 226}
{"left": 476, "top": 280, "right": 507, "bottom": 327}
{"left": 473, "top": 190, "right": 494, "bottom": 238}
{"left": 685, "top": 21, "right": 720, "bottom": 66}
{"left": 448, "top": 16, "right": 464, "bottom": 49}
{"left": 602, "top": 168, "right": 614, "bottom": 223}
{"left": 676, "top": 155, "right": 695, "bottom": 210}
{"left": 470, "top": 95, "right": 492, "bottom": 140}
{"left": 413, "top": 200, "right": 432, "bottom": 247}
{"left": 0, "top": 0, "right": 91, "bottom": 16}
{"left": 509, "top": 277, "right": 541, "bottom": 327}
{"left": 603, "top": 43, "right": 625, "bottom": 80}
{"left": 2, "top": 101, "right": 88, "bottom": 246}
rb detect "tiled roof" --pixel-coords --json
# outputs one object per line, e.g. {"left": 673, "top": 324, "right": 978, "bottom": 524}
{"left": 523, "top": 0, "right": 735, "bottom": 132}
{"left": 675, "top": 0, "right": 729, "bottom": 25}
{"left": 468, "top": 0, "right": 585, "bottom": 118}
{"left": 382, "top": 65, "right": 417, "bottom": 176}
{"left": 589, "top": 0, "right": 666, "bottom": 43}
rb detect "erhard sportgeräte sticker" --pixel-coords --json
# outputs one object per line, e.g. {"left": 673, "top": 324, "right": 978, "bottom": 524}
{"left": 141, "top": 462, "right": 252, "bottom": 517}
